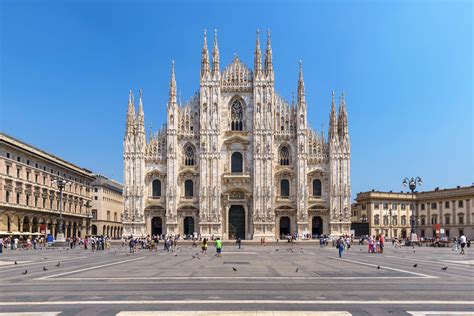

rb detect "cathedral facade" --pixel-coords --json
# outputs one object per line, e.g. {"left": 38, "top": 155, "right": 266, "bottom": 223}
{"left": 122, "top": 31, "right": 351, "bottom": 239}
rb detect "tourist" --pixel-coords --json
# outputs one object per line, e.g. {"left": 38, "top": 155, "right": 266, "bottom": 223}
{"left": 236, "top": 237, "right": 242, "bottom": 249}
{"left": 459, "top": 234, "right": 467, "bottom": 255}
{"left": 215, "top": 237, "right": 222, "bottom": 257}
{"left": 379, "top": 234, "right": 385, "bottom": 254}
{"left": 201, "top": 238, "right": 208, "bottom": 256}
{"left": 336, "top": 237, "right": 344, "bottom": 258}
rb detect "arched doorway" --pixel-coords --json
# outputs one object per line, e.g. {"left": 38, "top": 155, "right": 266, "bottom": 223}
{"left": 228, "top": 205, "right": 245, "bottom": 240}
{"left": 183, "top": 217, "right": 194, "bottom": 236}
{"left": 279, "top": 216, "right": 290, "bottom": 237}
{"left": 91, "top": 225, "right": 97, "bottom": 236}
{"left": 152, "top": 217, "right": 163, "bottom": 236}
{"left": 312, "top": 216, "right": 323, "bottom": 236}
{"left": 22, "top": 217, "right": 30, "bottom": 233}
{"left": 401, "top": 229, "right": 407, "bottom": 239}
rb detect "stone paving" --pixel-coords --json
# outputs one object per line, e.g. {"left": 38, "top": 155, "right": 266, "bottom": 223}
{"left": 0, "top": 243, "right": 473, "bottom": 316}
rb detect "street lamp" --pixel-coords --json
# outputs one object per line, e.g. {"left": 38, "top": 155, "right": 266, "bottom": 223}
{"left": 51, "top": 177, "right": 72, "bottom": 243}
{"left": 84, "top": 201, "right": 92, "bottom": 236}
{"left": 402, "top": 177, "right": 422, "bottom": 244}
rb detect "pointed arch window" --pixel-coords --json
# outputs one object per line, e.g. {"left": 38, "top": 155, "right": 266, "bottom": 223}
{"left": 231, "top": 100, "right": 243, "bottom": 131}
{"left": 279, "top": 146, "right": 290, "bottom": 165}
{"left": 184, "top": 145, "right": 195, "bottom": 166}
{"left": 312, "top": 179, "right": 322, "bottom": 197}
{"left": 184, "top": 180, "right": 193, "bottom": 197}
{"left": 231, "top": 152, "right": 243, "bottom": 173}
{"left": 152, "top": 179, "right": 161, "bottom": 197}
{"left": 280, "top": 179, "right": 290, "bottom": 197}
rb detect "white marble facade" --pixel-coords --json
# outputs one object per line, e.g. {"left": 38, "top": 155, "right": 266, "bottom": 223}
{"left": 122, "top": 30, "right": 351, "bottom": 239}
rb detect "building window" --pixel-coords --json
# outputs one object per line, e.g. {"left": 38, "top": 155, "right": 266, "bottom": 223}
{"left": 230, "top": 99, "right": 243, "bottom": 131}
{"left": 421, "top": 217, "right": 426, "bottom": 226}
{"left": 6, "top": 165, "right": 10, "bottom": 175}
{"left": 421, "top": 204, "right": 425, "bottom": 210}
{"left": 6, "top": 153, "right": 10, "bottom": 158}
{"left": 401, "top": 216, "right": 407, "bottom": 226}
{"left": 94, "top": 196, "right": 98, "bottom": 200}
{"left": 312, "top": 179, "right": 322, "bottom": 197}
{"left": 459, "top": 229, "right": 464, "bottom": 236}
{"left": 26, "top": 172, "right": 30, "bottom": 181}
{"left": 280, "top": 179, "right": 290, "bottom": 197}
{"left": 458, "top": 200, "right": 464, "bottom": 208}
{"left": 392, "top": 216, "right": 398, "bottom": 226}
{"left": 279, "top": 146, "right": 290, "bottom": 165}
{"left": 431, "top": 216, "right": 437, "bottom": 225}
{"left": 445, "top": 201, "right": 450, "bottom": 208}
{"left": 35, "top": 174, "right": 38, "bottom": 182}
{"left": 16, "top": 193, "right": 20, "bottom": 204}
{"left": 43, "top": 198, "right": 46, "bottom": 208}
{"left": 152, "top": 179, "right": 161, "bottom": 197}
{"left": 43, "top": 176, "right": 46, "bottom": 185}
{"left": 374, "top": 203, "right": 379, "bottom": 210}
{"left": 392, "top": 203, "right": 397, "bottom": 209}
{"left": 445, "top": 216, "right": 450, "bottom": 225}
{"left": 383, "top": 203, "right": 388, "bottom": 210}
{"left": 26, "top": 195, "right": 29, "bottom": 206}
{"left": 401, "top": 203, "right": 406, "bottom": 210}
{"left": 362, "top": 204, "right": 367, "bottom": 210}
{"left": 374, "top": 215, "right": 380, "bottom": 225}
{"left": 184, "top": 180, "right": 193, "bottom": 197}
{"left": 114, "top": 212, "right": 117, "bottom": 222}
{"left": 17, "top": 156, "right": 20, "bottom": 162}
{"left": 92, "top": 210, "right": 97, "bottom": 220}
{"left": 383, "top": 216, "right": 389, "bottom": 226}
{"left": 231, "top": 152, "right": 243, "bottom": 173}
{"left": 458, "top": 214, "right": 464, "bottom": 224}
{"left": 27, "top": 160, "right": 29, "bottom": 165}
{"left": 421, "top": 230, "right": 425, "bottom": 237}
{"left": 107, "top": 211, "right": 110, "bottom": 221}
{"left": 17, "top": 169, "right": 20, "bottom": 178}
{"left": 184, "top": 145, "right": 195, "bottom": 166}
{"left": 431, "top": 202, "right": 437, "bottom": 209}
{"left": 445, "top": 229, "right": 450, "bottom": 238}
{"left": 94, "top": 188, "right": 98, "bottom": 192}
{"left": 5, "top": 191, "right": 10, "bottom": 203}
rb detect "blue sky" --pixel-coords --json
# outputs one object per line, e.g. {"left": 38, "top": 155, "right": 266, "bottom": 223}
{"left": 1, "top": 0, "right": 472, "bottom": 198}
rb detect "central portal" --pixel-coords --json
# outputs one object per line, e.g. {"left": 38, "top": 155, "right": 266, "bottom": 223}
{"left": 152, "top": 217, "right": 163, "bottom": 236}
{"left": 279, "top": 216, "right": 291, "bottom": 237}
{"left": 183, "top": 217, "right": 195, "bottom": 236}
{"left": 228, "top": 205, "right": 245, "bottom": 240}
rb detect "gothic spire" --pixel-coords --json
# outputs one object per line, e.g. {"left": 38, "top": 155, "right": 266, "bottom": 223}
{"left": 329, "top": 91, "right": 338, "bottom": 140}
{"left": 137, "top": 89, "right": 145, "bottom": 135}
{"left": 125, "top": 89, "right": 136, "bottom": 136}
{"left": 338, "top": 92, "right": 348, "bottom": 137}
{"left": 212, "top": 29, "right": 220, "bottom": 74}
{"left": 264, "top": 29, "right": 273, "bottom": 77}
{"left": 201, "top": 29, "right": 210, "bottom": 77}
{"left": 149, "top": 122, "right": 153, "bottom": 141}
{"left": 254, "top": 29, "right": 262, "bottom": 75}
{"left": 297, "top": 60, "right": 305, "bottom": 108}
{"left": 168, "top": 60, "right": 177, "bottom": 108}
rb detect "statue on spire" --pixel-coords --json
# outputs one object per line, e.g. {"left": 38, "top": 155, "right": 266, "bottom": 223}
{"left": 212, "top": 29, "right": 220, "bottom": 74}
{"left": 264, "top": 29, "right": 273, "bottom": 77}
{"left": 201, "top": 29, "right": 210, "bottom": 77}
{"left": 254, "top": 29, "right": 262, "bottom": 75}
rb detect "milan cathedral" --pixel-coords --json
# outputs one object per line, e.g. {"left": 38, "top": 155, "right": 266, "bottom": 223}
{"left": 122, "top": 30, "right": 351, "bottom": 239}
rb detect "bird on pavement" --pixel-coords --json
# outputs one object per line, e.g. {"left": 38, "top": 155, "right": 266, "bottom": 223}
{"left": 377, "top": 266, "right": 381, "bottom": 270}
{"left": 43, "top": 267, "right": 48, "bottom": 271}
{"left": 192, "top": 255, "right": 196, "bottom": 259}
{"left": 232, "top": 267, "right": 237, "bottom": 272}
{"left": 14, "top": 261, "right": 17, "bottom": 265}
{"left": 56, "top": 262, "right": 61, "bottom": 267}
{"left": 441, "top": 267, "right": 448, "bottom": 271}
{"left": 413, "top": 250, "right": 416, "bottom": 253}
{"left": 175, "top": 254, "right": 178, "bottom": 257}
{"left": 22, "top": 270, "right": 27, "bottom": 275}
{"left": 295, "top": 268, "right": 299, "bottom": 273}
{"left": 413, "top": 264, "right": 418, "bottom": 268}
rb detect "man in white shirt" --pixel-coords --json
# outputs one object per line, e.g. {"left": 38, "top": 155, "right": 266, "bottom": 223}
{"left": 459, "top": 234, "right": 467, "bottom": 255}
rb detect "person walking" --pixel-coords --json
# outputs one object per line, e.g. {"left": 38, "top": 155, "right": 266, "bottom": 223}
{"left": 215, "top": 237, "right": 222, "bottom": 257}
{"left": 0, "top": 238, "right": 3, "bottom": 255}
{"left": 459, "top": 234, "right": 467, "bottom": 255}
{"left": 201, "top": 238, "right": 208, "bottom": 256}
{"left": 336, "top": 237, "right": 344, "bottom": 258}
{"left": 236, "top": 237, "right": 242, "bottom": 249}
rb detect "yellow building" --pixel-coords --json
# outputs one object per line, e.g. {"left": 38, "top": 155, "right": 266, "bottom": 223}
{"left": 0, "top": 133, "right": 94, "bottom": 239}
{"left": 90, "top": 175, "right": 123, "bottom": 238}
{"left": 354, "top": 185, "right": 474, "bottom": 239}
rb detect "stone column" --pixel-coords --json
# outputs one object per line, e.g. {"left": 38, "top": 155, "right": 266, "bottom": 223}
{"left": 466, "top": 199, "right": 471, "bottom": 225}
{"left": 452, "top": 200, "right": 456, "bottom": 225}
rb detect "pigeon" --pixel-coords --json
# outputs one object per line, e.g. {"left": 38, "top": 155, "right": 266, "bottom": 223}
{"left": 56, "top": 263, "right": 61, "bottom": 267}
{"left": 413, "top": 250, "right": 416, "bottom": 253}
{"left": 232, "top": 267, "right": 237, "bottom": 272}
{"left": 174, "top": 254, "right": 178, "bottom": 257}
{"left": 413, "top": 264, "right": 418, "bottom": 268}
{"left": 22, "top": 270, "right": 27, "bottom": 275}
{"left": 275, "top": 249, "right": 279, "bottom": 251}
{"left": 441, "top": 267, "right": 448, "bottom": 271}
{"left": 197, "top": 257, "right": 201, "bottom": 260}
{"left": 377, "top": 266, "right": 380, "bottom": 270}
{"left": 14, "top": 261, "right": 17, "bottom": 265}
{"left": 192, "top": 255, "right": 196, "bottom": 259}
{"left": 295, "top": 268, "right": 299, "bottom": 273}
{"left": 43, "top": 267, "right": 48, "bottom": 271}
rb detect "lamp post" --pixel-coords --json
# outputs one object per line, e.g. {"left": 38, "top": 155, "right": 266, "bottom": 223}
{"left": 85, "top": 201, "right": 92, "bottom": 236}
{"left": 402, "top": 177, "right": 422, "bottom": 245}
{"left": 52, "top": 177, "right": 72, "bottom": 243}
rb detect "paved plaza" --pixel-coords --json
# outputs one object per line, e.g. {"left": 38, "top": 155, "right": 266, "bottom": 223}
{"left": 0, "top": 243, "right": 472, "bottom": 316}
